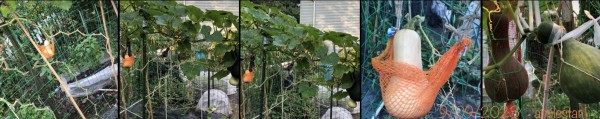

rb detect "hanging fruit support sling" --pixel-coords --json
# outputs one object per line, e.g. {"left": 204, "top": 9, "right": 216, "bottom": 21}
{"left": 372, "top": 28, "right": 471, "bottom": 118}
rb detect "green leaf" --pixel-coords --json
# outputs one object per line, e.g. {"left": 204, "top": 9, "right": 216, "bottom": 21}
{"left": 298, "top": 82, "right": 317, "bottom": 99}
{"left": 200, "top": 25, "right": 212, "bottom": 38}
{"left": 324, "top": 31, "right": 357, "bottom": 47}
{"left": 182, "top": 21, "right": 199, "bottom": 36}
{"left": 186, "top": 5, "right": 204, "bottom": 22}
{"left": 169, "top": 5, "right": 186, "bottom": 17}
{"left": 213, "top": 70, "right": 230, "bottom": 80}
{"left": 339, "top": 72, "right": 354, "bottom": 89}
{"left": 154, "top": 14, "right": 172, "bottom": 26}
{"left": 316, "top": 45, "right": 328, "bottom": 58}
{"left": 300, "top": 24, "right": 322, "bottom": 40}
{"left": 171, "top": 18, "right": 182, "bottom": 29}
{"left": 321, "top": 53, "right": 340, "bottom": 65}
{"left": 181, "top": 61, "right": 202, "bottom": 80}
{"left": 333, "top": 64, "right": 348, "bottom": 78}
{"left": 261, "top": 27, "right": 282, "bottom": 36}
{"left": 272, "top": 34, "right": 288, "bottom": 46}
{"left": 6, "top": 1, "right": 15, "bottom": 10}
{"left": 50, "top": 1, "right": 72, "bottom": 11}
{"left": 331, "top": 91, "right": 349, "bottom": 100}
{"left": 287, "top": 38, "right": 300, "bottom": 49}
{"left": 244, "top": 7, "right": 270, "bottom": 21}
{"left": 294, "top": 57, "right": 309, "bottom": 72}
{"left": 208, "top": 31, "right": 223, "bottom": 42}
{"left": 288, "top": 26, "right": 304, "bottom": 38}
{"left": 214, "top": 43, "right": 232, "bottom": 59}
{"left": 205, "top": 10, "right": 232, "bottom": 27}
{"left": 241, "top": 29, "right": 262, "bottom": 47}
{"left": 144, "top": 8, "right": 163, "bottom": 16}
{"left": 0, "top": 6, "right": 10, "bottom": 18}
{"left": 272, "top": 16, "right": 290, "bottom": 27}
{"left": 177, "top": 39, "right": 192, "bottom": 53}
{"left": 0, "top": 1, "right": 16, "bottom": 17}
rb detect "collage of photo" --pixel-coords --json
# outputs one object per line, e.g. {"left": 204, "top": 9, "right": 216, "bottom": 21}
{"left": 1, "top": 0, "right": 600, "bottom": 119}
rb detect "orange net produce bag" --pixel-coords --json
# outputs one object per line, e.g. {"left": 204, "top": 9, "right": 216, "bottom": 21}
{"left": 372, "top": 36, "right": 471, "bottom": 118}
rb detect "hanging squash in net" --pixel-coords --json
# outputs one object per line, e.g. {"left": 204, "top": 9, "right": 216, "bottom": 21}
{"left": 123, "top": 40, "right": 134, "bottom": 68}
{"left": 38, "top": 39, "right": 55, "bottom": 59}
{"left": 123, "top": 54, "right": 134, "bottom": 68}
{"left": 372, "top": 30, "right": 471, "bottom": 118}
{"left": 484, "top": 13, "right": 528, "bottom": 118}
{"left": 536, "top": 22, "right": 600, "bottom": 104}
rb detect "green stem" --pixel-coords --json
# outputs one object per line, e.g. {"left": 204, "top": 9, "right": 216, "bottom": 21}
{"left": 483, "top": 33, "right": 530, "bottom": 78}
{"left": 418, "top": 19, "right": 439, "bottom": 63}
{"left": 503, "top": 1, "right": 525, "bottom": 35}
{"left": 403, "top": 15, "right": 424, "bottom": 30}
{"left": 483, "top": 69, "right": 498, "bottom": 78}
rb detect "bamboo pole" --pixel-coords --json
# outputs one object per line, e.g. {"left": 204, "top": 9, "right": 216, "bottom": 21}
{"left": 541, "top": 46, "right": 554, "bottom": 119}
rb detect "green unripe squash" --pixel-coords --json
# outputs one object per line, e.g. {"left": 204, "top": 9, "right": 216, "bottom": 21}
{"left": 558, "top": 40, "right": 600, "bottom": 103}
{"left": 346, "top": 71, "right": 360, "bottom": 101}
{"left": 535, "top": 21, "right": 560, "bottom": 44}
{"left": 535, "top": 22, "right": 600, "bottom": 103}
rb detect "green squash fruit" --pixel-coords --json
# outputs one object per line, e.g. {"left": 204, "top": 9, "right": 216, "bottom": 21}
{"left": 346, "top": 71, "right": 360, "bottom": 101}
{"left": 558, "top": 40, "right": 600, "bottom": 103}
{"left": 535, "top": 21, "right": 560, "bottom": 44}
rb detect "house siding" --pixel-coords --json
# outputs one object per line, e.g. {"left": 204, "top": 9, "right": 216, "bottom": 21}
{"left": 299, "top": 1, "right": 359, "bottom": 37}
{"left": 178, "top": 1, "right": 240, "bottom": 16}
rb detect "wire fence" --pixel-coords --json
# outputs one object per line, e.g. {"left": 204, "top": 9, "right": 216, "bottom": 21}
{"left": 120, "top": 30, "right": 241, "bottom": 119}
{"left": 240, "top": 49, "right": 359, "bottom": 119}
{"left": 361, "top": 1, "right": 481, "bottom": 118}
{"left": 1, "top": 1, "right": 117, "bottom": 118}
{"left": 240, "top": 1, "right": 360, "bottom": 118}
{"left": 241, "top": 50, "right": 321, "bottom": 118}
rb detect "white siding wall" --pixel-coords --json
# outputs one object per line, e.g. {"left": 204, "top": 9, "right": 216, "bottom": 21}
{"left": 178, "top": 1, "right": 239, "bottom": 16}
{"left": 299, "top": 1, "right": 359, "bottom": 38}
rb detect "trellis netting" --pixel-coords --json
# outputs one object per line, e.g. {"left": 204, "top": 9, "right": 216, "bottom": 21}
{"left": 361, "top": 1, "right": 481, "bottom": 118}
{"left": 0, "top": 1, "right": 118, "bottom": 118}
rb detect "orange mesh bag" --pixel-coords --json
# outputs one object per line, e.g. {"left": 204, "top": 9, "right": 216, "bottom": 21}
{"left": 372, "top": 35, "right": 471, "bottom": 118}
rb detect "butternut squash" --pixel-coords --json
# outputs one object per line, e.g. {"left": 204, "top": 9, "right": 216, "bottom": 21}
{"left": 123, "top": 54, "right": 134, "bottom": 68}
{"left": 38, "top": 40, "right": 55, "bottom": 59}
{"left": 243, "top": 70, "right": 254, "bottom": 83}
